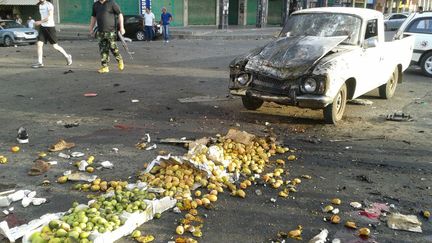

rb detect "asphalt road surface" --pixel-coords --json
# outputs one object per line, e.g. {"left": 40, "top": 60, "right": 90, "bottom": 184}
{"left": 0, "top": 38, "right": 431, "bottom": 243}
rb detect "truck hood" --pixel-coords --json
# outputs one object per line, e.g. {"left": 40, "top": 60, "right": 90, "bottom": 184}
{"left": 245, "top": 35, "right": 347, "bottom": 79}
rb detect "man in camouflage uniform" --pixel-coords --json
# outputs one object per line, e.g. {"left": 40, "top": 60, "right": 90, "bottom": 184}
{"left": 89, "top": 0, "right": 125, "bottom": 73}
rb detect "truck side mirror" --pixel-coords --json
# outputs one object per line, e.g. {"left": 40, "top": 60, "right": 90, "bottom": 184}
{"left": 364, "top": 37, "right": 378, "bottom": 48}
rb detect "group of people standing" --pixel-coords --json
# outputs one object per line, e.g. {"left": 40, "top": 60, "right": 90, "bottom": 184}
{"left": 142, "top": 7, "right": 173, "bottom": 43}
{"left": 30, "top": 0, "right": 173, "bottom": 74}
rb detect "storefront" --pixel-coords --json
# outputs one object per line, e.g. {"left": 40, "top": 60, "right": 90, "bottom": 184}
{"left": 0, "top": 0, "right": 40, "bottom": 24}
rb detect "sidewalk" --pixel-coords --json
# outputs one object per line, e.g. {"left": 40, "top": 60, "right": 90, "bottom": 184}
{"left": 55, "top": 24, "right": 282, "bottom": 41}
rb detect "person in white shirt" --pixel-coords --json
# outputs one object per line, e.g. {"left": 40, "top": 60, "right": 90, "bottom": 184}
{"left": 27, "top": 16, "right": 35, "bottom": 29}
{"left": 143, "top": 8, "right": 155, "bottom": 41}
{"left": 32, "top": 0, "right": 72, "bottom": 68}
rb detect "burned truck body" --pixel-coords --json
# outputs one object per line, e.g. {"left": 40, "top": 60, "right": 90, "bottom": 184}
{"left": 229, "top": 7, "right": 414, "bottom": 124}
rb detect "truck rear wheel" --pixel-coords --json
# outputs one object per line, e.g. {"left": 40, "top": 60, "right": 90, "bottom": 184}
{"left": 323, "top": 83, "right": 347, "bottom": 124}
{"left": 420, "top": 52, "right": 432, "bottom": 77}
{"left": 379, "top": 67, "right": 398, "bottom": 99}
{"left": 242, "top": 96, "right": 263, "bottom": 110}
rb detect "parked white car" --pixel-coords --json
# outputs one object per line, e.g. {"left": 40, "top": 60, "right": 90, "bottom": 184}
{"left": 395, "top": 11, "right": 432, "bottom": 77}
{"left": 229, "top": 7, "right": 414, "bottom": 124}
{"left": 384, "top": 13, "right": 409, "bottom": 31}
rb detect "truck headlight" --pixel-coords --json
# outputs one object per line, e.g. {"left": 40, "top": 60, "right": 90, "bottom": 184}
{"left": 235, "top": 73, "right": 251, "bottom": 85}
{"left": 302, "top": 78, "right": 317, "bottom": 93}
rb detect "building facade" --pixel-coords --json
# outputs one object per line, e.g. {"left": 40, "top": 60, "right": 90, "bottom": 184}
{"left": 2, "top": 0, "right": 431, "bottom": 27}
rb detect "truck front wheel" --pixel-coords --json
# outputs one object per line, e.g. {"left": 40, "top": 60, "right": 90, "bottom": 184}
{"left": 242, "top": 96, "right": 263, "bottom": 110}
{"left": 323, "top": 83, "right": 347, "bottom": 124}
{"left": 379, "top": 67, "right": 398, "bottom": 99}
{"left": 420, "top": 52, "right": 432, "bottom": 77}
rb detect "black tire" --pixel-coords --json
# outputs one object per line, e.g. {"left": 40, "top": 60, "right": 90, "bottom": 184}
{"left": 4, "top": 36, "right": 13, "bottom": 47}
{"left": 323, "top": 83, "right": 347, "bottom": 124}
{"left": 242, "top": 96, "right": 263, "bottom": 110}
{"left": 420, "top": 52, "right": 432, "bottom": 77}
{"left": 379, "top": 67, "right": 398, "bottom": 99}
{"left": 136, "top": 31, "right": 145, "bottom": 41}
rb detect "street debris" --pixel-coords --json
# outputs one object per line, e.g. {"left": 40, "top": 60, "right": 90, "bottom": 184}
{"left": 387, "top": 213, "right": 422, "bottom": 233}
{"left": 359, "top": 202, "right": 389, "bottom": 220}
{"left": 58, "top": 152, "right": 71, "bottom": 160}
{"left": 0, "top": 155, "right": 7, "bottom": 164}
{"left": 63, "top": 69, "right": 74, "bottom": 74}
{"left": 71, "top": 151, "right": 85, "bottom": 157}
{"left": 28, "top": 160, "right": 51, "bottom": 176}
{"left": 331, "top": 198, "right": 341, "bottom": 205}
{"left": 386, "top": 112, "right": 413, "bottom": 122}
{"left": 145, "top": 144, "right": 157, "bottom": 151}
{"left": 348, "top": 99, "right": 373, "bottom": 105}
{"left": 16, "top": 127, "right": 29, "bottom": 144}
{"left": 131, "top": 99, "right": 140, "bottom": 103}
{"left": 308, "top": 229, "right": 328, "bottom": 243}
{"left": 159, "top": 138, "right": 194, "bottom": 145}
{"left": 11, "top": 146, "right": 20, "bottom": 153}
{"left": 49, "top": 139, "right": 75, "bottom": 152}
{"left": 83, "top": 93, "right": 98, "bottom": 97}
{"left": 177, "top": 95, "right": 232, "bottom": 103}
{"left": 350, "top": 202, "right": 362, "bottom": 209}
{"left": 100, "top": 160, "right": 114, "bottom": 169}
{"left": 63, "top": 122, "right": 79, "bottom": 128}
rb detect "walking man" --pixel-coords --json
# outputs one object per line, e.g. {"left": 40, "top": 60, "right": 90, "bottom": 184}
{"left": 32, "top": 0, "right": 72, "bottom": 68}
{"left": 89, "top": 0, "right": 125, "bottom": 74}
{"left": 143, "top": 8, "right": 155, "bottom": 41}
{"left": 27, "top": 16, "right": 35, "bottom": 29}
{"left": 160, "top": 7, "right": 172, "bottom": 43}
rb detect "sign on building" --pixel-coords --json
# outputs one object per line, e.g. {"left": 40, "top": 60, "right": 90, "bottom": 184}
{"left": 139, "top": 0, "right": 151, "bottom": 14}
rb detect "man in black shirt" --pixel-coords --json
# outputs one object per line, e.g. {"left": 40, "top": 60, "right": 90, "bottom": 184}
{"left": 89, "top": 0, "right": 125, "bottom": 73}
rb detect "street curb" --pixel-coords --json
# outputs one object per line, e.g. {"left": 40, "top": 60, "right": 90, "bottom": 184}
{"left": 57, "top": 34, "right": 276, "bottom": 41}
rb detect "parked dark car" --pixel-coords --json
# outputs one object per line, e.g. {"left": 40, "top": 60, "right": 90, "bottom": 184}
{"left": 0, "top": 20, "right": 38, "bottom": 46}
{"left": 124, "top": 15, "right": 162, "bottom": 41}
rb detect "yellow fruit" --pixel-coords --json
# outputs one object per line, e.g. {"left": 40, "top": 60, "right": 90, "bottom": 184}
{"left": 91, "top": 185, "right": 100, "bottom": 191}
{"left": 86, "top": 167, "right": 94, "bottom": 173}
{"left": 237, "top": 189, "right": 246, "bottom": 198}
{"left": 423, "top": 210, "right": 430, "bottom": 219}
{"left": 240, "top": 182, "right": 247, "bottom": 189}
{"left": 345, "top": 221, "right": 357, "bottom": 229}
{"left": 194, "top": 191, "right": 201, "bottom": 197}
{"left": 276, "top": 159, "right": 285, "bottom": 165}
{"left": 57, "top": 176, "right": 68, "bottom": 184}
{"left": 207, "top": 194, "right": 217, "bottom": 202}
{"left": 87, "top": 156, "right": 95, "bottom": 164}
{"left": 38, "top": 152, "right": 47, "bottom": 158}
{"left": 292, "top": 178, "right": 301, "bottom": 185}
{"left": 278, "top": 191, "right": 288, "bottom": 198}
{"left": 358, "top": 228, "right": 370, "bottom": 237}
{"left": 287, "top": 155, "right": 296, "bottom": 161}
{"left": 11, "top": 146, "right": 20, "bottom": 153}
{"left": 201, "top": 198, "right": 210, "bottom": 205}
{"left": 323, "top": 205, "right": 334, "bottom": 213}
{"left": 330, "top": 215, "right": 341, "bottom": 224}
{"left": 331, "top": 198, "right": 341, "bottom": 205}
{"left": 176, "top": 225, "right": 184, "bottom": 235}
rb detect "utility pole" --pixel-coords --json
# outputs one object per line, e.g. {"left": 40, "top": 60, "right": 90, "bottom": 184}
{"left": 282, "top": 0, "right": 289, "bottom": 26}
{"left": 218, "top": 0, "right": 229, "bottom": 29}
{"left": 256, "top": 0, "right": 268, "bottom": 28}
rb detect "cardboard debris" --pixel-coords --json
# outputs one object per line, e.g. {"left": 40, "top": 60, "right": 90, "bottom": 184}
{"left": 387, "top": 213, "right": 422, "bottom": 233}
{"left": 225, "top": 129, "right": 255, "bottom": 145}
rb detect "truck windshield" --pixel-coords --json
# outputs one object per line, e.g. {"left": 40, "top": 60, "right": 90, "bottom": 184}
{"left": 280, "top": 13, "right": 361, "bottom": 45}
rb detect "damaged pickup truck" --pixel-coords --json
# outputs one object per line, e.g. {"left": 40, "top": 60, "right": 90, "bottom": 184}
{"left": 229, "top": 7, "right": 414, "bottom": 124}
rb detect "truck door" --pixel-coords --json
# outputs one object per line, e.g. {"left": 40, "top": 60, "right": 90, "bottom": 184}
{"left": 356, "top": 19, "right": 385, "bottom": 97}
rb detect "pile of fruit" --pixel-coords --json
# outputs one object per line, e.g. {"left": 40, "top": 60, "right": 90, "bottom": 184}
{"left": 29, "top": 188, "right": 157, "bottom": 243}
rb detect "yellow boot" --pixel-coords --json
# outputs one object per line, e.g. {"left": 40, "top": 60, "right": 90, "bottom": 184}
{"left": 98, "top": 66, "right": 109, "bottom": 73}
{"left": 118, "top": 60, "right": 124, "bottom": 71}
